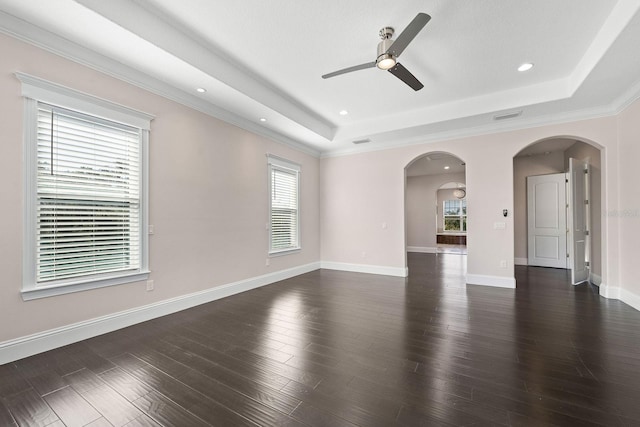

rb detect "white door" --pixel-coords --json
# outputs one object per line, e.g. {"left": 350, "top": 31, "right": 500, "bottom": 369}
{"left": 527, "top": 173, "right": 567, "bottom": 268}
{"left": 569, "top": 158, "right": 589, "bottom": 284}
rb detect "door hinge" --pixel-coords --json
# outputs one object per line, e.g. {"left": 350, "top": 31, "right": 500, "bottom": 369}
{"left": 585, "top": 261, "right": 590, "bottom": 267}
{"left": 585, "top": 200, "right": 589, "bottom": 205}
{"left": 584, "top": 169, "right": 589, "bottom": 174}
{"left": 585, "top": 230, "right": 590, "bottom": 236}
{"left": 565, "top": 179, "right": 569, "bottom": 183}
{"left": 567, "top": 253, "right": 570, "bottom": 258}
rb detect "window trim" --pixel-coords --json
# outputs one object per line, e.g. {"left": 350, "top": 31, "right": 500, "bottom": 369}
{"left": 18, "top": 73, "right": 153, "bottom": 300}
{"left": 267, "top": 154, "right": 301, "bottom": 256}
{"left": 443, "top": 199, "right": 467, "bottom": 232}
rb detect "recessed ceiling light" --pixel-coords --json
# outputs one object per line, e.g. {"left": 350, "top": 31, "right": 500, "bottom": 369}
{"left": 259, "top": 118, "right": 267, "bottom": 122}
{"left": 339, "top": 110, "right": 349, "bottom": 116}
{"left": 444, "top": 166, "right": 450, "bottom": 170}
{"left": 196, "top": 87, "right": 206, "bottom": 93}
{"left": 518, "top": 63, "right": 534, "bottom": 72}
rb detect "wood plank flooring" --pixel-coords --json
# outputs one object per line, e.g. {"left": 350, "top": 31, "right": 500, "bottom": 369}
{"left": 2, "top": 252, "right": 640, "bottom": 426}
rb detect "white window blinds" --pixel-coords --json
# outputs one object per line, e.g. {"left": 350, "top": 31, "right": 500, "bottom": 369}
{"left": 35, "top": 104, "right": 142, "bottom": 283}
{"left": 268, "top": 156, "right": 300, "bottom": 254}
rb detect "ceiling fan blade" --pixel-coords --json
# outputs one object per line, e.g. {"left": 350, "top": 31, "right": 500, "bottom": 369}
{"left": 322, "top": 62, "right": 377, "bottom": 79}
{"left": 388, "top": 63, "right": 424, "bottom": 91}
{"left": 387, "top": 13, "right": 431, "bottom": 58}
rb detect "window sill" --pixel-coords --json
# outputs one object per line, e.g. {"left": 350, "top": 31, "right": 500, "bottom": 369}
{"left": 21, "top": 270, "right": 150, "bottom": 301}
{"left": 269, "top": 247, "right": 301, "bottom": 257}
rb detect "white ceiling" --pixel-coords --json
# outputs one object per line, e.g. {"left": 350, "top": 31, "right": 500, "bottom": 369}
{"left": 515, "top": 138, "right": 577, "bottom": 157}
{"left": 1, "top": 0, "right": 640, "bottom": 157}
{"left": 406, "top": 153, "right": 465, "bottom": 177}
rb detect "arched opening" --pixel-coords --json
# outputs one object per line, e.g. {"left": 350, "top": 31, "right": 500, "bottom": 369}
{"left": 436, "top": 181, "right": 468, "bottom": 253}
{"left": 513, "top": 137, "right": 604, "bottom": 287}
{"left": 405, "top": 152, "right": 467, "bottom": 275}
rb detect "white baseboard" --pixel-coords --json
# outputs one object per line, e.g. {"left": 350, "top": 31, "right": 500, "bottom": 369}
{"left": 407, "top": 246, "right": 437, "bottom": 253}
{"left": 620, "top": 288, "right": 640, "bottom": 312}
{"left": 466, "top": 274, "right": 516, "bottom": 289}
{"left": 321, "top": 261, "right": 408, "bottom": 277}
{"left": 601, "top": 284, "right": 640, "bottom": 312}
{"left": 514, "top": 257, "right": 528, "bottom": 266}
{"left": 590, "top": 273, "right": 602, "bottom": 286}
{"left": 0, "top": 262, "right": 320, "bottom": 365}
{"left": 599, "top": 283, "right": 620, "bottom": 299}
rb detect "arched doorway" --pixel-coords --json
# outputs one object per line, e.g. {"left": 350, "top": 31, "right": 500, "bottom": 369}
{"left": 513, "top": 137, "right": 603, "bottom": 287}
{"left": 405, "top": 152, "right": 467, "bottom": 272}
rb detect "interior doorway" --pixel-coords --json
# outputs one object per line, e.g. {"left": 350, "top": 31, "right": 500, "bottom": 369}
{"left": 526, "top": 172, "right": 568, "bottom": 268}
{"left": 513, "top": 138, "right": 602, "bottom": 286}
{"left": 405, "top": 152, "right": 466, "bottom": 255}
{"left": 436, "top": 181, "right": 467, "bottom": 254}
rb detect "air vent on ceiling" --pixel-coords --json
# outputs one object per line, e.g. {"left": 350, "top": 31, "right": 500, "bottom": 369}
{"left": 493, "top": 110, "right": 522, "bottom": 121}
{"left": 352, "top": 138, "right": 371, "bottom": 145}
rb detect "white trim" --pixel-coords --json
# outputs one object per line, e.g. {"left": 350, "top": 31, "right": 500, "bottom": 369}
{"left": 320, "top": 103, "right": 623, "bottom": 159}
{"left": 268, "top": 155, "right": 301, "bottom": 255}
{"left": 407, "top": 246, "right": 437, "bottom": 253}
{"left": 0, "top": 262, "right": 320, "bottom": 364}
{"left": 620, "top": 288, "right": 640, "bottom": 313}
{"left": 0, "top": 12, "right": 321, "bottom": 158}
{"left": 321, "top": 261, "right": 408, "bottom": 277}
{"left": 6, "top": 9, "right": 640, "bottom": 160}
{"left": 514, "top": 257, "right": 528, "bottom": 266}
{"left": 20, "top": 81, "right": 151, "bottom": 299}
{"left": 266, "top": 154, "right": 301, "bottom": 172}
{"left": 590, "top": 272, "right": 602, "bottom": 286}
{"left": 22, "top": 98, "right": 37, "bottom": 291}
{"left": 599, "top": 283, "right": 620, "bottom": 299}
{"left": 15, "top": 72, "right": 154, "bottom": 129}
{"left": 600, "top": 284, "right": 640, "bottom": 312}
{"left": 22, "top": 271, "right": 151, "bottom": 301}
{"left": 466, "top": 274, "right": 516, "bottom": 289}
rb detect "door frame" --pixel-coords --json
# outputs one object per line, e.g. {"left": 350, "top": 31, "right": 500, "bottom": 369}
{"left": 513, "top": 137, "right": 604, "bottom": 289}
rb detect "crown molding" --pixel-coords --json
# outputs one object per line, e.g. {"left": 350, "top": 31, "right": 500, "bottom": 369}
{"left": 4, "top": 6, "right": 640, "bottom": 161}
{"left": 0, "top": 11, "right": 321, "bottom": 158}
{"left": 319, "top": 99, "right": 631, "bottom": 158}
{"left": 75, "top": 0, "right": 335, "bottom": 141}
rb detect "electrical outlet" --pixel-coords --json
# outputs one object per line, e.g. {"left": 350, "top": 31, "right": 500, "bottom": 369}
{"left": 146, "top": 280, "right": 154, "bottom": 291}
{"left": 265, "top": 258, "right": 270, "bottom": 266}
{"left": 148, "top": 224, "right": 154, "bottom": 234}
{"left": 499, "top": 260, "right": 507, "bottom": 268}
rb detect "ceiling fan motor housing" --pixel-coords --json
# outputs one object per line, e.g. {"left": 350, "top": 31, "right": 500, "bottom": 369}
{"left": 376, "top": 31, "right": 396, "bottom": 69}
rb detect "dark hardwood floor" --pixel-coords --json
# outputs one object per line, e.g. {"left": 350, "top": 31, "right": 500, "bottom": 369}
{"left": 2, "top": 253, "right": 640, "bottom": 426}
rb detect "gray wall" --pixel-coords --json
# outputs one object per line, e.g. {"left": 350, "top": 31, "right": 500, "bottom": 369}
{"left": 406, "top": 173, "right": 465, "bottom": 250}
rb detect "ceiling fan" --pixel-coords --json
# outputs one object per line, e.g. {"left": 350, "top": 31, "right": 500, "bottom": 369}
{"left": 322, "top": 13, "right": 431, "bottom": 91}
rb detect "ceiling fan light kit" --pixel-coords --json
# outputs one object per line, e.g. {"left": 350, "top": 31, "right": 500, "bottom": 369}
{"left": 376, "top": 27, "right": 397, "bottom": 70}
{"left": 322, "top": 13, "right": 431, "bottom": 91}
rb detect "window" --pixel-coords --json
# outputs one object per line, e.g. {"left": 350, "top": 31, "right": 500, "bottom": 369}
{"left": 443, "top": 199, "right": 467, "bottom": 232}
{"left": 19, "top": 73, "right": 152, "bottom": 300}
{"left": 268, "top": 155, "right": 300, "bottom": 254}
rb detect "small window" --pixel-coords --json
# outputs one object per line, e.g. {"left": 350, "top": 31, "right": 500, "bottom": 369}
{"left": 268, "top": 155, "right": 300, "bottom": 254}
{"left": 443, "top": 199, "right": 467, "bottom": 232}
{"left": 19, "top": 73, "right": 152, "bottom": 300}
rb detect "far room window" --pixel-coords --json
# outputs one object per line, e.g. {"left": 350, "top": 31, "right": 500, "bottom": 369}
{"left": 268, "top": 155, "right": 300, "bottom": 254}
{"left": 19, "top": 73, "right": 152, "bottom": 300}
{"left": 443, "top": 199, "right": 467, "bottom": 232}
